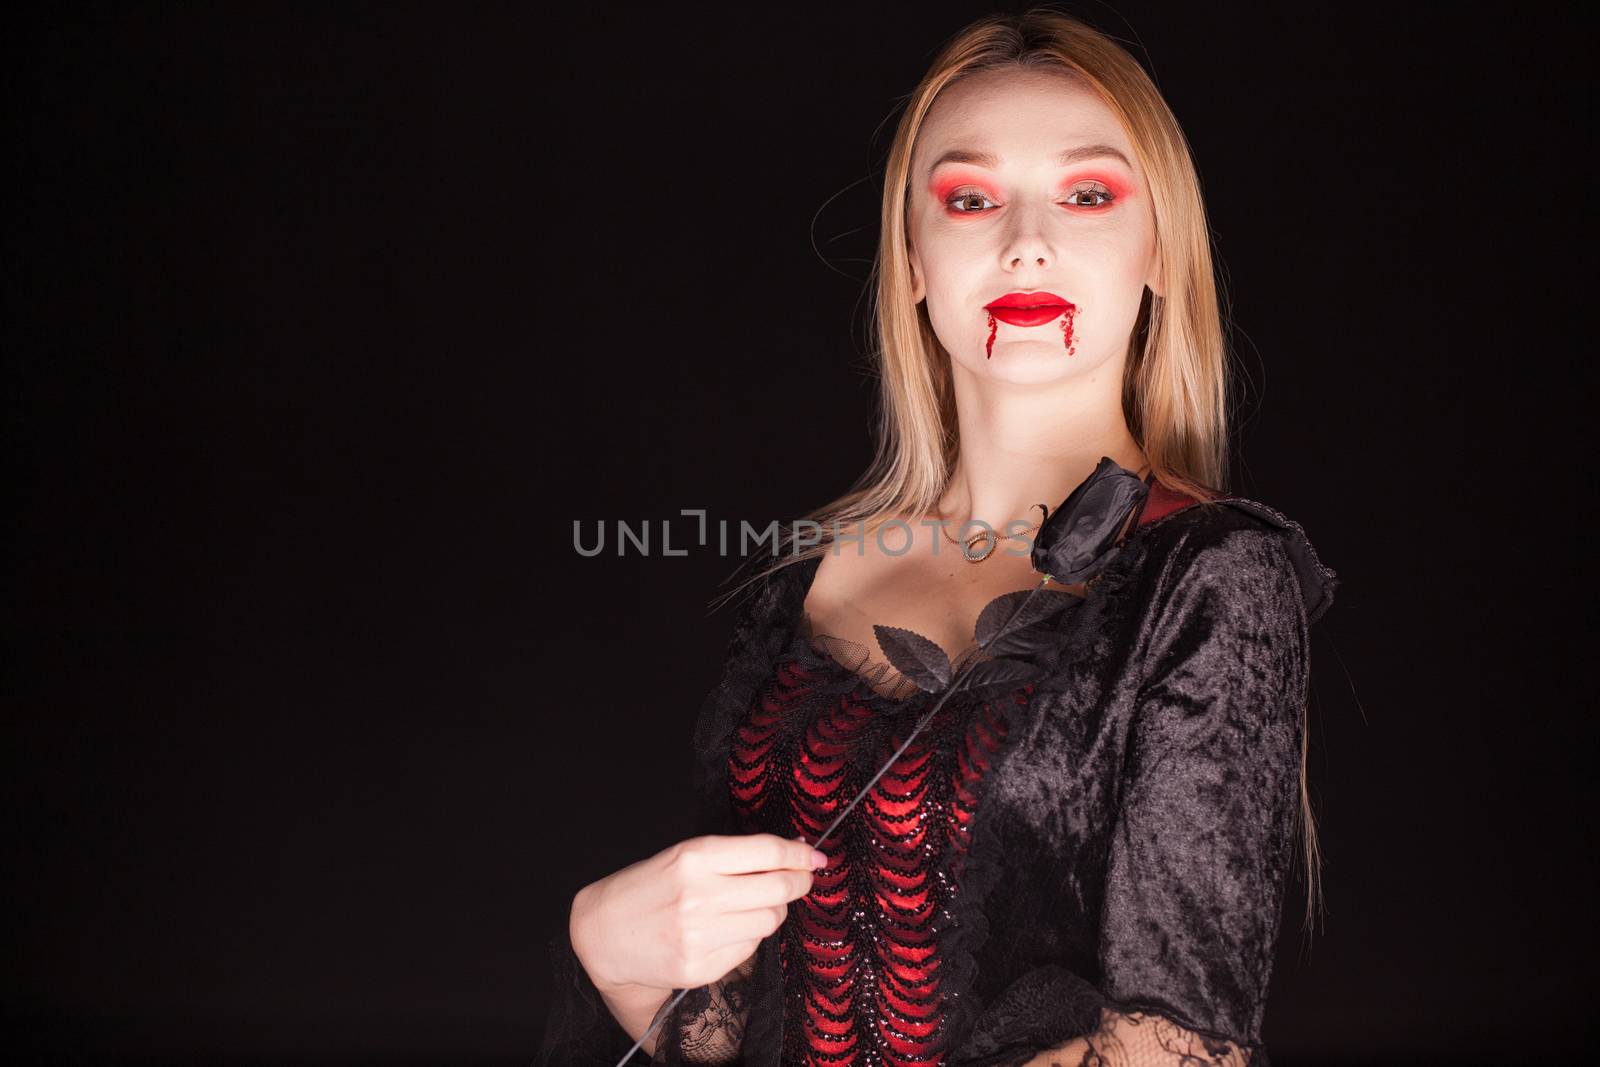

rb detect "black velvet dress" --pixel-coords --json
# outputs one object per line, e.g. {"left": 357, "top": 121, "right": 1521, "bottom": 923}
{"left": 538, "top": 477, "right": 1338, "bottom": 1067}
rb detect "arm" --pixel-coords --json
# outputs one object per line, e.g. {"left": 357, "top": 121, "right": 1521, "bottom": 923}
{"left": 571, "top": 890, "right": 758, "bottom": 1065}
{"left": 1028, "top": 527, "right": 1310, "bottom": 1066}
{"left": 569, "top": 882, "right": 674, "bottom": 1058}
{"left": 547, "top": 870, "right": 770, "bottom": 1067}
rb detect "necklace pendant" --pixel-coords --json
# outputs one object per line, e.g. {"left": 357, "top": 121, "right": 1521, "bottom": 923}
{"left": 964, "top": 531, "right": 997, "bottom": 562}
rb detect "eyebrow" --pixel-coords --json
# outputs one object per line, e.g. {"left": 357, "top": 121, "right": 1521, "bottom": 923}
{"left": 928, "top": 143, "right": 1134, "bottom": 173}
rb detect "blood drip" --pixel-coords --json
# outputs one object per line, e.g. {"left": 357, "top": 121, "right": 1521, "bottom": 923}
{"left": 985, "top": 313, "right": 998, "bottom": 359}
{"left": 1059, "top": 304, "right": 1079, "bottom": 357}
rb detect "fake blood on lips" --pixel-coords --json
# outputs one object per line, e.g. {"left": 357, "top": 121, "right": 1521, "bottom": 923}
{"left": 983, "top": 293, "right": 1080, "bottom": 359}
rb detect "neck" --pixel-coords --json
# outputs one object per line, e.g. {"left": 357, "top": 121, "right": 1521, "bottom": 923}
{"left": 937, "top": 362, "right": 1148, "bottom": 530}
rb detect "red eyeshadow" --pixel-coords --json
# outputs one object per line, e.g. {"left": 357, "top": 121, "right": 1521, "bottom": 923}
{"left": 1057, "top": 172, "right": 1134, "bottom": 202}
{"left": 930, "top": 172, "right": 995, "bottom": 202}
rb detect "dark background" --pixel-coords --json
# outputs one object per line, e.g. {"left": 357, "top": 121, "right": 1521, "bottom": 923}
{"left": 4, "top": 3, "right": 1589, "bottom": 1064}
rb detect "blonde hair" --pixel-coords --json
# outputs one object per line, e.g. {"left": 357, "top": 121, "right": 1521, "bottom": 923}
{"left": 708, "top": 5, "right": 1323, "bottom": 934}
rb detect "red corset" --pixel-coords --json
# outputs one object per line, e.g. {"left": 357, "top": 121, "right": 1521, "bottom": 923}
{"left": 728, "top": 648, "right": 1027, "bottom": 1066}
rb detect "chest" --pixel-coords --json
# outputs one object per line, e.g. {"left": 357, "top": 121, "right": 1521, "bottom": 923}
{"left": 729, "top": 616, "right": 1134, "bottom": 942}
{"left": 800, "top": 535, "right": 1087, "bottom": 665}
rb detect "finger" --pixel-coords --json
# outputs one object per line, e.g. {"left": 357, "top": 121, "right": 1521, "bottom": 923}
{"left": 697, "top": 903, "right": 788, "bottom": 953}
{"left": 687, "top": 833, "right": 825, "bottom": 875}
{"left": 715, "top": 868, "right": 815, "bottom": 912}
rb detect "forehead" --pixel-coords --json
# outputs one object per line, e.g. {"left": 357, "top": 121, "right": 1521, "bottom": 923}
{"left": 913, "top": 68, "right": 1133, "bottom": 174}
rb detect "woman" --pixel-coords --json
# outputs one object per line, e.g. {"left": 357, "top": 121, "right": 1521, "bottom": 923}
{"left": 539, "top": 9, "right": 1338, "bottom": 1066}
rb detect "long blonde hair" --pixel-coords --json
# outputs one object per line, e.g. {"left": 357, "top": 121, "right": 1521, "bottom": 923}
{"left": 708, "top": 6, "right": 1323, "bottom": 933}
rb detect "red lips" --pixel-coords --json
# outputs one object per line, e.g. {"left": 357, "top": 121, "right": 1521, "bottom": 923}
{"left": 985, "top": 290, "right": 1072, "bottom": 327}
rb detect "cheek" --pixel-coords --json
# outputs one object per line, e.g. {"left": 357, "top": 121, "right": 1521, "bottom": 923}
{"left": 911, "top": 234, "right": 978, "bottom": 295}
{"left": 1071, "top": 230, "right": 1152, "bottom": 290}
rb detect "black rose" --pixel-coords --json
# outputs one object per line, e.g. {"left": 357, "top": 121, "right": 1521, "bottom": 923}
{"left": 1029, "top": 455, "right": 1150, "bottom": 585}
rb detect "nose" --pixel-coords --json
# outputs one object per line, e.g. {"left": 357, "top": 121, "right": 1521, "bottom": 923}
{"left": 1001, "top": 214, "right": 1053, "bottom": 272}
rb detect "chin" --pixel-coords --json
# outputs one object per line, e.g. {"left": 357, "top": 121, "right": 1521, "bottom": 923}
{"left": 960, "top": 341, "right": 1103, "bottom": 385}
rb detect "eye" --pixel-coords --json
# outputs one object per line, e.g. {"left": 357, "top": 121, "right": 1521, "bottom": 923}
{"left": 942, "top": 181, "right": 1118, "bottom": 214}
{"left": 944, "top": 188, "right": 998, "bottom": 214}
{"left": 1063, "top": 181, "right": 1116, "bottom": 209}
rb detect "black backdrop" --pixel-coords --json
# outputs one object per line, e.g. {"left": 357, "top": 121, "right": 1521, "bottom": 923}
{"left": 5, "top": 4, "right": 1589, "bottom": 1064}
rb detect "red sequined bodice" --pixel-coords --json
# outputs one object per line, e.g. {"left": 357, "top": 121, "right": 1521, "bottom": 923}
{"left": 727, "top": 637, "right": 1028, "bottom": 1066}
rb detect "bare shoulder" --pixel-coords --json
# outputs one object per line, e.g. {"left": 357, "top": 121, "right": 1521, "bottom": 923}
{"left": 805, "top": 519, "right": 933, "bottom": 622}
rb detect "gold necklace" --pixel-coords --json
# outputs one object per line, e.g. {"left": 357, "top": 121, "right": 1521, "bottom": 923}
{"left": 938, "top": 502, "right": 1049, "bottom": 563}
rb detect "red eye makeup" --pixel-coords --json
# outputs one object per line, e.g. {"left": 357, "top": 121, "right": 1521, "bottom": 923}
{"left": 928, "top": 169, "right": 1133, "bottom": 216}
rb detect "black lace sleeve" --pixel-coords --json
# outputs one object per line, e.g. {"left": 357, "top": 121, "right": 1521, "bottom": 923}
{"left": 976, "top": 527, "right": 1312, "bottom": 1067}
{"left": 535, "top": 566, "right": 798, "bottom": 1067}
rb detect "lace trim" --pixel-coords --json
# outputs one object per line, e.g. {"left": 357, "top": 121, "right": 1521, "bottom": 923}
{"left": 794, "top": 610, "right": 1009, "bottom": 704}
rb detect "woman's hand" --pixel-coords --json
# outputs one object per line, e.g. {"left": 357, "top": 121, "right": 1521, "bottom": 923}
{"left": 570, "top": 833, "right": 826, "bottom": 996}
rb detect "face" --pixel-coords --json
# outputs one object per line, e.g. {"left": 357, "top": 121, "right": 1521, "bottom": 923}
{"left": 907, "top": 68, "right": 1162, "bottom": 386}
